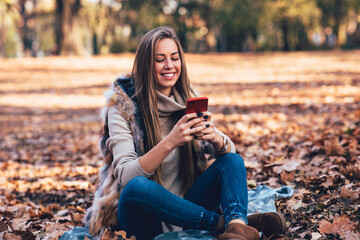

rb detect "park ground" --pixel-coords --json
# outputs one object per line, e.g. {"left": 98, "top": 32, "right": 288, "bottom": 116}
{"left": 0, "top": 51, "right": 359, "bottom": 239}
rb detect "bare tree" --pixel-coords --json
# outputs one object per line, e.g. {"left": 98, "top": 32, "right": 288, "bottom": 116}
{"left": 55, "top": 0, "right": 84, "bottom": 56}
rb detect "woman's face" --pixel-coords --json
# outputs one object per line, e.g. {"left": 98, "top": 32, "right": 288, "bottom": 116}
{"left": 154, "top": 38, "right": 182, "bottom": 96}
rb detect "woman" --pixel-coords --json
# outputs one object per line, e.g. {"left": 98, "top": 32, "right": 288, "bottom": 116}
{"left": 84, "top": 26, "right": 286, "bottom": 240}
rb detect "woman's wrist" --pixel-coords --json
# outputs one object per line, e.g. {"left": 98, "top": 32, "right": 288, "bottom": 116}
{"left": 212, "top": 134, "right": 226, "bottom": 152}
{"left": 162, "top": 135, "right": 176, "bottom": 151}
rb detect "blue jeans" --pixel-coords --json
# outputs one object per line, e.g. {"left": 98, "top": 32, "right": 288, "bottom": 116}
{"left": 117, "top": 153, "right": 248, "bottom": 240}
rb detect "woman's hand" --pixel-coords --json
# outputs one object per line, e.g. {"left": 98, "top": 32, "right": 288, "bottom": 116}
{"left": 164, "top": 112, "right": 209, "bottom": 150}
{"left": 190, "top": 112, "right": 224, "bottom": 150}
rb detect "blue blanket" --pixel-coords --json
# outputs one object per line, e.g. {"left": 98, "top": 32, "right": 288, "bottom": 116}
{"left": 60, "top": 185, "right": 293, "bottom": 240}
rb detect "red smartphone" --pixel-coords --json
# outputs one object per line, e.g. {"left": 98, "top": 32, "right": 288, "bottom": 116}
{"left": 186, "top": 97, "right": 208, "bottom": 114}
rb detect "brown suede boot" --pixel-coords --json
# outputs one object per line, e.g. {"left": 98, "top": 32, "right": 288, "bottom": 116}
{"left": 216, "top": 223, "right": 261, "bottom": 240}
{"left": 247, "top": 212, "right": 287, "bottom": 237}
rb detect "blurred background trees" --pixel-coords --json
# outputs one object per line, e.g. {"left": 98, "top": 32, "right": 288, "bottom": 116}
{"left": 0, "top": 0, "right": 359, "bottom": 58}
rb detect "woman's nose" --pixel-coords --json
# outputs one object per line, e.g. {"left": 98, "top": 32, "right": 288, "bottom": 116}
{"left": 165, "top": 59, "right": 174, "bottom": 69}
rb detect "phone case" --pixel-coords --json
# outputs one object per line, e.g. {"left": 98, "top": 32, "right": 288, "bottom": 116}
{"left": 186, "top": 97, "right": 208, "bottom": 114}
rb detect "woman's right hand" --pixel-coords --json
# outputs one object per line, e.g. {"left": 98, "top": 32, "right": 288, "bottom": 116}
{"left": 164, "top": 113, "right": 207, "bottom": 149}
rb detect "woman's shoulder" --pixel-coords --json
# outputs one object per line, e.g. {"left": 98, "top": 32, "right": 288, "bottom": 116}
{"left": 103, "top": 74, "right": 137, "bottom": 121}
{"left": 107, "top": 105, "right": 131, "bottom": 125}
{"left": 112, "top": 73, "right": 134, "bottom": 96}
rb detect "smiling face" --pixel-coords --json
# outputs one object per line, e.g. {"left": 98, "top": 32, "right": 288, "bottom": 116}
{"left": 154, "top": 38, "right": 182, "bottom": 96}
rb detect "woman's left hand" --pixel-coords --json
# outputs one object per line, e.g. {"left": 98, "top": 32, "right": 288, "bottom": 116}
{"left": 190, "top": 112, "right": 222, "bottom": 145}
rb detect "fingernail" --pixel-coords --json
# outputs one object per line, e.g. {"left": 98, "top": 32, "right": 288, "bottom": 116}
{"left": 204, "top": 116, "right": 209, "bottom": 120}
{"left": 206, "top": 124, "right": 210, "bottom": 128}
{"left": 196, "top": 113, "right": 203, "bottom": 117}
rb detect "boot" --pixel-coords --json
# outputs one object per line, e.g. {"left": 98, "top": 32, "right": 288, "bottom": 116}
{"left": 247, "top": 212, "right": 287, "bottom": 237}
{"left": 216, "top": 223, "right": 261, "bottom": 240}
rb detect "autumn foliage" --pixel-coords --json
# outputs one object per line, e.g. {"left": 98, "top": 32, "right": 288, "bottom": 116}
{"left": 0, "top": 51, "right": 359, "bottom": 239}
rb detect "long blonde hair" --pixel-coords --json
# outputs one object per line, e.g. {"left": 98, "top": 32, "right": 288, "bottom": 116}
{"left": 132, "top": 26, "right": 200, "bottom": 194}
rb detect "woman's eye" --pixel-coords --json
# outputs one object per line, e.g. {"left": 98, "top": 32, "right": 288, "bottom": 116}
{"left": 155, "top": 57, "right": 179, "bottom": 62}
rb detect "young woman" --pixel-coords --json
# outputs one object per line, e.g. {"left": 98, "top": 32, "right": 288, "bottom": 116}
{"left": 84, "top": 26, "right": 286, "bottom": 240}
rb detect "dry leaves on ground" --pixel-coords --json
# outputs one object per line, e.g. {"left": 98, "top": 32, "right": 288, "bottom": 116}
{"left": 0, "top": 51, "right": 359, "bottom": 239}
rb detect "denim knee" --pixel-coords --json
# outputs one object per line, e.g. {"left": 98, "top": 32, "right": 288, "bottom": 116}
{"left": 215, "top": 153, "right": 245, "bottom": 171}
{"left": 119, "top": 176, "right": 152, "bottom": 203}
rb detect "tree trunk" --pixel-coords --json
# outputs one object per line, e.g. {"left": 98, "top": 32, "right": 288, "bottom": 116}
{"left": 56, "top": 0, "right": 84, "bottom": 56}
{"left": 296, "top": 21, "right": 309, "bottom": 50}
{"left": 281, "top": 18, "right": 290, "bottom": 51}
{"left": 0, "top": 7, "right": 5, "bottom": 58}
{"left": 333, "top": 0, "right": 342, "bottom": 48}
{"left": 19, "top": 0, "right": 37, "bottom": 57}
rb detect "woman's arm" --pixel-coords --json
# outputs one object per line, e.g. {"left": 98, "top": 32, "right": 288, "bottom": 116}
{"left": 107, "top": 106, "right": 208, "bottom": 184}
{"left": 107, "top": 106, "right": 153, "bottom": 186}
{"left": 139, "top": 113, "right": 209, "bottom": 174}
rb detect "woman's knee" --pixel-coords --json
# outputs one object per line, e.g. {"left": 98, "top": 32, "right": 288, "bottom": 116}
{"left": 216, "top": 153, "right": 245, "bottom": 171}
{"left": 120, "top": 176, "right": 153, "bottom": 202}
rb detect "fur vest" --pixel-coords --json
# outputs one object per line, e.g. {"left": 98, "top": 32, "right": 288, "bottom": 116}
{"left": 84, "top": 75, "right": 214, "bottom": 236}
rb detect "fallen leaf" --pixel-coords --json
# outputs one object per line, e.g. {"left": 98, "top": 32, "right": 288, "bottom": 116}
{"left": 273, "top": 160, "right": 300, "bottom": 174}
{"left": 0, "top": 219, "right": 9, "bottom": 232}
{"left": 288, "top": 226, "right": 302, "bottom": 232}
{"left": 280, "top": 171, "right": 295, "bottom": 184}
{"left": 318, "top": 215, "right": 355, "bottom": 235}
{"left": 341, "top": 230, "right": 360, "bottom": 240}
{"left": 114, "top": 230, "right": 136, "bottom": 240}
{"left": 44, "top": 222, "right": 68, "bottom": 240}
{"left": 340, "top": 164, "right": 360, "bottom": 180}
{"left": 4, "top": 233, "right": 22, "bottom": 240}
{"left": 247, "top": 180, "right": 257, "bottom": 188}
{"left": 100, "top": 228, "right": 115, "bottom": 240}
{"left": 10, "top": 217, "right": 31, "bottom": 231}
{"left": 13, "top": 207, "right": 26, "bottom": 218}
{"left": 11, "top": 230, "right": 35, "bottom": 240}
{"left": 311, "top": 232, "right": 322, "bottom": 240}
{"left": 290, "top": 200, "right": 304, "bottom": 211}
{"left": 324, "top": 138, "right": 345, "bottom": 155}
{"left": 71, "top": 213, "right": 84, "bottom": 222}
{"left": 340, "top": 185, "right": 360, "bottom": 202}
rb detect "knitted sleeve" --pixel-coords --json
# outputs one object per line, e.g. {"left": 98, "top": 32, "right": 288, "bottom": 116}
{"left": 106, "top": 106, "right": 153, "bottom": 186}
{"left": 215, "top": 127, "right": 236, "bottom": 153}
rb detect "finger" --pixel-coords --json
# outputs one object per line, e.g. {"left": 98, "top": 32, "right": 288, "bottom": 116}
{"left": 189, "top": 113, "right": 213, "bottom": 127}
{"left": 185, "top": 116, "right": 208, "bottom": 129}
{"left": 202, "top": 111, "right": 212, "bottom": 119}
{"left": 195, "top": 131, "right": 217, "bottom": 141}
{"left": 188, "top": 124, "right": 207, "bottom": 136}
{"left": 198, "top": 126, "right": 214, "bottom": 135}
{"left": 178, "top": 113, "right": 200, "bottom": 124}
{"left": 191, "top": 121, "right": 209, "bottom": 129}
{"left": 196, "top": 134, "right": 216, "bottom": 141}
{"left": 190, "top": 121, "right": 214, "bottom": 134}
{"left": 189, "top": 122, "right": 214, "bottom": 137}
{"left": 195, "top": 129, "right": 214, "bottom": 138}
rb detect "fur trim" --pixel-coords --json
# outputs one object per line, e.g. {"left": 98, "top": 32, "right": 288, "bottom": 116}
{"left": 84, "top": 76, "right": 138, "bottom": 236}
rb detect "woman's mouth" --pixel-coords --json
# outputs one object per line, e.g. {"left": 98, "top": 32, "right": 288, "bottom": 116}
{"left": 162, "top": 73, "right": 175, "bottom": 77}
{"left": 161, "top": 73, "right": 176, "bottom": 79}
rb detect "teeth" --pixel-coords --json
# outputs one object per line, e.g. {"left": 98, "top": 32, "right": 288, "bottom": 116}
{"left": 163, "top": 73, "right": 174, "bottom": 77}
